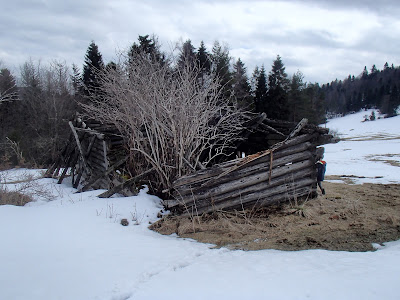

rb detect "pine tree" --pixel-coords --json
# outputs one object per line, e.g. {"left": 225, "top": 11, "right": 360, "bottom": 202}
{"left": 0, "top": 68, "right": 18, "bottom": 102}
{"left": 362, "top": 66, "right": 369, "bottom": 79}
{"left": 387, "top": 84, "right": 399, "bottom": 117}
{"left": 231, "top": 58, "right": 253, "bottom": 110}
{"left": 266, "top": 55, "right": 290, "bottom": 120}
{"left": 253, "top": 65, "right": 267, "bottom": 113}
{"left": 71, "top": 64, "right": 81, "bottom": 96}
{"left": 0, "top": 68, "right": 19, "bottom": 141}
{"left": 196, "top": 41, "right": 211, "bottom": 72}
{"left": 250, "top": 66, "right": 260, "bottom": 98}
{"left": 288, "top": 70, "right": 307, "bottom": 122}
{"left": 211, "top": 41, "right": 232, "bottom": 101}
{"left": 82, "top": 41, "right": 104, "bottom": 96}
{"left": 177, "top": 39, "right": 196, "bottom": 70}
{"left": 384, "top": 62, "right": 389, "bottom": 70}
{"left": 129, "top": 34, "right": 165, "bottom": 64}
{"left": 370, "top": 64, "right": 378, "bottom": 74}
{"left": 195, "top": 41, "right": 211, "bottom": 86}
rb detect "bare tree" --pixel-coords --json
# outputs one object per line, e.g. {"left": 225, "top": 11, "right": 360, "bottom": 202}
{"left": 82, "top": 49, "right": 245, "bottom": 191}
{"left": 17, "top": 60, "right": 77, "bottom": 164}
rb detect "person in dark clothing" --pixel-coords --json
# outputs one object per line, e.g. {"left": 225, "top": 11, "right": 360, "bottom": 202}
{"left": 316, "top": 158, "right": 326, "bottom": 195}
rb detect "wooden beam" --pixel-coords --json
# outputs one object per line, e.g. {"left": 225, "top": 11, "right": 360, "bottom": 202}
{"left": 175, "top": 159, "right": 314, "bottom": 205}
{"left": 182, "top": 177, "right": 315, "bottom": 215}
{"left": 77, "top": 157, "right": 128, "bottom": 193}
{"left": 68, "top": 121, "right": 91, "bottom": 177}
{"left": 97, "top": 167, "right": 155, "bottom": 198}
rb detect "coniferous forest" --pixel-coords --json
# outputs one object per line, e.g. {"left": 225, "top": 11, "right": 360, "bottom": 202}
{"left": 1, "top": 35, "right": 399, "bottom": 167}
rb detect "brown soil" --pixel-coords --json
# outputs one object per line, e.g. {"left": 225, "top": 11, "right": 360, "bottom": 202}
{"left": 150, "top": 181, "right": 400, "bottom": 252}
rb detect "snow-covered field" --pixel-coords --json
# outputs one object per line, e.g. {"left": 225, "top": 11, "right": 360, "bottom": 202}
{"left": 324, "top": 109, "right": 400, "bottom": 184}
{"left": 0, "top": 110, "right": 399, "bottom": 300}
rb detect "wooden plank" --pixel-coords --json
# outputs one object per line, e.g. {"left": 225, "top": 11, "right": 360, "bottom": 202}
{"left": 173, "top": 135, "right": 315, "bottom": 187}
{"left": 182, "top": 177, "right": 315, "bottom": 215}
{"left": 69, "top": 121, "right": 91, "bottom": 177}
{"left": 77, "top": 157, "right": 128, "bottom": 193}
{"left": 89, "top": 150, "right": 109, "bottom": 164}
{"left": 97, "top": 167, "right": 155, "bottom": 198}
{"left": 73, "top": 127, "right": 105, "bottom": 139}
{"left": 174, "top": 159, "right": 314, "bottom": 206}
{"left": 102, "top": 140, "right": 109, "bottom": 170}
{"left": 175, "top": 149, "right": 314, "bottom": 196}
{"left": 166, "top": 166, "right": 315, "bottom": 208}
{"left": 85, "top": 135, "right": 97, "bottom": 157}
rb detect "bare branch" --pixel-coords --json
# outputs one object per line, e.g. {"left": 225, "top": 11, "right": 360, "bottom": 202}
{"left": 81, "top": 49, "right": 246, "bottom": 192}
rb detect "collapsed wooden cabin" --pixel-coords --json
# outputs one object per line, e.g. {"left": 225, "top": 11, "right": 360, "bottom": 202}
{"left": 45, "top": 116, "right": 132, "bottom": 196}
{"left": 164, "top": 117, "right": 334, "bottom": 215}
{"left": 46, "top": 113, "right": 335, "bottom": 212}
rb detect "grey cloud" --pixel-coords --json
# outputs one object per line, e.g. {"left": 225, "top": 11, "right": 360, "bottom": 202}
{"left": 1, "top": 0, "right": 399, "bottom": 84}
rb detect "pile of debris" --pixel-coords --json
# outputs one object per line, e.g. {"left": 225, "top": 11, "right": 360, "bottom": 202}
{"left": 164, "top": 117, "right": 334, "bottom": 215}
{"left": 46, "top": 114, "right": 335, "bottom": 211}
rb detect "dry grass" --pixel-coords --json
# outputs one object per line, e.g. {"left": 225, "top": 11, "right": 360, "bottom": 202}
{"left": 0, "top": 190, "right": 33, "bottom": 206}
{"left": 0, "top": 170, "right": 54, "bottom": 206}
{"left": 151, "top": 182, "right": 400, "bottom": 252}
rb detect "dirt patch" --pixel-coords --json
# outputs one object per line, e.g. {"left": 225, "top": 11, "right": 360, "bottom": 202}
{"left": 150, "top": 182, "right": 400, "bottom": 252}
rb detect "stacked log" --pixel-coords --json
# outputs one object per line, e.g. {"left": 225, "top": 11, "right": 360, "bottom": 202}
{"left": 46, "top": 117, "right": 125, "bottom": 190}
{"left": 165, "top": 133, "right": 320, "bottom": 215}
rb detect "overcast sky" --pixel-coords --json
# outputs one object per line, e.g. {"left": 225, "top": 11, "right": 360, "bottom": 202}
{"left": 1, "top": 0, "right": 399, "bottom": 83}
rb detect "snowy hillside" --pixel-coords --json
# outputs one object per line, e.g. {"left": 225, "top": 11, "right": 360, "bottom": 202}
{"left": 0, "top": 110, "right": 399, "bottom": 300}
{"left": 324, "top": 109, "right": 400, "bottom": 184}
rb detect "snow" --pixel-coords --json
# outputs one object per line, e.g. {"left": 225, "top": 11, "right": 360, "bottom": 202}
{"left": 1, "top": 110, "right": 399, "bottom": 300}
{"left": 324, "top": 109, "right": 400, "bottom": 184}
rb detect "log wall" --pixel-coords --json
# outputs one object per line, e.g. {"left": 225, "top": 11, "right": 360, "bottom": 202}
{"left": 166, "top": 134, "right": 320, "bottom": 215}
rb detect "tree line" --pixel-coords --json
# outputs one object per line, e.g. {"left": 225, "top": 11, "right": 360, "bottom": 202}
{"left": 322, "top": 63, "right": 400, "bottom": 117}
{"left": 1, "top": 35, "right": 399, "bottom": 169}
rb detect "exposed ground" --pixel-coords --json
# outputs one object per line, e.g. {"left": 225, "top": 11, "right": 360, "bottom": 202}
{"left": 151, "top": 180, "right": 400, "bottom": 252}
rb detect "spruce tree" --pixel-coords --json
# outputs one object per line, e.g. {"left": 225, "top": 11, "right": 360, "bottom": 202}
{"left": 211, "top": 41, "right": 232, "bottom": 101}
{"left": 196, "top": 41, "right": 211, "bottom": 72}
{"left": 232, "top": 58, "right": 253, "bottom": 110}
{"left": 387, "top": 84, "right": 399, "bottom": 117}
{"left": 266, "top": 55, "right": 290, "bottom": 120}
{"left": 129, "top": 34, "right": 165, "bottom": 64}
{"left": 362, "top": 66, "right": 369, "bottom": 79}
{"left": 0, "top": 68, "right": 19, "bottom": 139}
{"left": 82, "top": 41, "right": 104, "bottom": 97}
{"left": 196, "top": 41, "right": 211, "bottom": 84}
{"left": 177, "top": 39, "right": 196, "bottom": 70}
{"left": 288, "top": 70, "right": 307, "bottom": 122}
{"left": 384, "top": 62, "right": 389, "bottom": 70}
{"left": 71, "top": 64, "right": 81, "bottom": 96}
{"left": 0, "top": 68, "right": 18, "bottom": 102}
{"left": 253, "top": 65, "right": 267, "bottom": 113}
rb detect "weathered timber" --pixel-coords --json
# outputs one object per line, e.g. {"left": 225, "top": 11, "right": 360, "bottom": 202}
{"left": 85, "top": 136, "right": 97, "bottom": 157}
{"left": 167, "top": 115, "right": 334, "bottom": 215}
{"left": 68, "top": 121, "right": 90, "bottom": 177}
{"left": 175, "top": 150, "right": 314, "bottom": 198}
{"left": 166, "top": 165, "right": 314, "bottom": 208}
{"left": 171, "top": 158, "right": 314, "bottom": 207}
{"left": 57, "top": 150, "right": 80, "bottom": 184}
{"left": 77, "top": 157, "right": 128, "bottom": 193}
{"left": 180, "top": 177, "right": 316, "bottom": 215}
{"left": 97, "top": 167, "right": 155, "bottom": 198}
{"left": 73, "top": 127, "right": 105, "bottom": 139}
{"left": 258, "top": 123, "right": 286, "bottom": 136}
{"left": 48, "top": 112, "right": 333, "bottom": 213}
{"left": 173, "top": 134, "right": 316, "bottom": 188}
{"left": 88, "top": 150, "right": 108, "bottom": 165}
